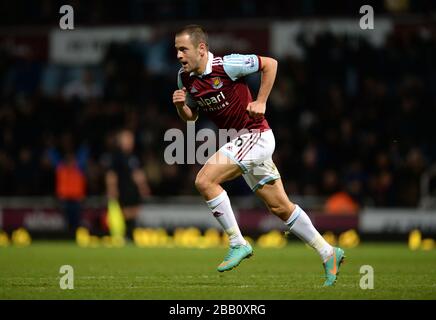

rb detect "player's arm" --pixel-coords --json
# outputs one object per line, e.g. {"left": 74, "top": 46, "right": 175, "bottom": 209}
{"left": 255, "top": 56, "right": 278, "bottom": 105}
{"left": 172, "top": 87, "right": 199, "bottom": 122}
{"left": 105, "top": 170, "right": 119, "bottom": 200}
{"left": 223, "top": 54, "right": 278, "bottom": 119}
{"left": 173, "top": 70, "right": 199, "bottom": 122}
{"left": 247, "top": 56, "right": 278, "bottom": 119}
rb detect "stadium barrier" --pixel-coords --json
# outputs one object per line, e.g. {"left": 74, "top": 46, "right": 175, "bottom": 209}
{"left": 1, "top": 197, "right": 435, "bottom": 240}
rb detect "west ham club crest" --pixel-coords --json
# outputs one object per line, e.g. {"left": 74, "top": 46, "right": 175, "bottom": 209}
{"left": 211, "top": 77, "right": 223, "bottom": 89}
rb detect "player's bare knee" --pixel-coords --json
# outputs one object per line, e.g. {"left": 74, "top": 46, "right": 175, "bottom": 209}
{"left": 195, "top": 174, "right": 212, "bottom": 194}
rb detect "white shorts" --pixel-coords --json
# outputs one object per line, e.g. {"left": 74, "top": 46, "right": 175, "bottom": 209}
{"left": 219, "top": 129, "right": 281, "bottom": 191}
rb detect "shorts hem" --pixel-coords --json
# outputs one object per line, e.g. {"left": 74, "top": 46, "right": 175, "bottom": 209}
{"left": 219, "top": 149, "right": 249, "bottom": 173}
{"left": 251, "top": 175, "right": 281, "bottom": 192}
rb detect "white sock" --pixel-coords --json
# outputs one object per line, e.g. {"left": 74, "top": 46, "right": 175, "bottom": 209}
{"left": 206, "top": 190, "right": 246, "bottom": 247}
{"left": 285, "top": 205, "right": 333, "bottom": 262}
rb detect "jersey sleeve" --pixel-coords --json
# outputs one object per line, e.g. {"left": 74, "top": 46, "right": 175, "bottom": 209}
{"left": 177, "top": 68, "right": 184, "bottom": 90}
{"left": 177, "top": 68, "right": 199, "bottom": 111}
{"left": 223, "top": 54, "right": 261, "bottom": 81}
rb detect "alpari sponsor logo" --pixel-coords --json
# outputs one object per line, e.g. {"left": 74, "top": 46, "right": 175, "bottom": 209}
{"left": 197, "top": 91, "right": 226, "bottom": 108}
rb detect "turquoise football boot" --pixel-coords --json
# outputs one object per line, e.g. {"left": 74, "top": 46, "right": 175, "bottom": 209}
{"left": 323, "top": 247, "right": 345, "bottom": 286}
{"left": 217, "top": 242, "right": 253, "bottom": 272}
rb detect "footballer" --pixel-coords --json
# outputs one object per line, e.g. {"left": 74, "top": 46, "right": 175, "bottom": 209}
{"left": 172, "top": 25, "right": 344, "bottom": 286}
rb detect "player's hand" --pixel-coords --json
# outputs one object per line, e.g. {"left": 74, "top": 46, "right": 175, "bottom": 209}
{"left": 173, "top": 87, "right": 187, "bottom": 108}
{"left": 247, "top": 101, "right": 266, "bottom": 119}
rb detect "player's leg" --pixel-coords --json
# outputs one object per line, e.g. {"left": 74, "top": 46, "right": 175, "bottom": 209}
{"left": 196, "top": 150, "right": 245, "bottom": 247}
{"left": 255, "top": 178, "right": 333, "bottom": 259}
{"left": 122, "top": 206, "right": 140, "bottom": 239}
{"left": 195, "top": 150, "right": 241, "bottom": 200}
{"left": 254, "top": 178, "right": 345, "bottom": 286}
{"left": 195, "top": 150, "right": 253, "bottom": 271}
{"left": 119, "top": 188, "right": 141, "bottom": 239}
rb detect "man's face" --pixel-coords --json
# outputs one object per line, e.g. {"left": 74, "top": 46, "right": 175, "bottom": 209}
{"left": 175, "top": 33, "right": 205, "bottom": 74}
{"left": 118, "top": 130, "right": 134, "bottom": 153}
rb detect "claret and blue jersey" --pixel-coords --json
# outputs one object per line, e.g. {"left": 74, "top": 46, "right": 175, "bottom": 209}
{"left": 178, "top": 52, "right": 270, "bottom": 132}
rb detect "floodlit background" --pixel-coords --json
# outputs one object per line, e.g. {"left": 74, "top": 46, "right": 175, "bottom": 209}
{"left": 0, "top": 0, "right": 436, "bottom": 245}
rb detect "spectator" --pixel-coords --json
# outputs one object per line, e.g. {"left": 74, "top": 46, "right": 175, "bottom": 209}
{"left": 324, "top": 190, "right": 360, "bottom": 215}
{"left": 62, "top": 69, "right": 102, "bottom": 102}
{"left": 47, "top": 145, "right": 88, "bottom": 238}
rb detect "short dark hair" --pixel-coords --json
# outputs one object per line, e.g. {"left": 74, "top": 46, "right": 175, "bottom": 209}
{"left": 176, "top": 24, "right": 208, "bottom": 48}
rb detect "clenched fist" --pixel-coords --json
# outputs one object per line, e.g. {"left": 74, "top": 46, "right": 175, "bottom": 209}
{"left": 246, "top": 100, "right": 266, "bottom": 119}
{"left": 173, "top": 87, "right": 187, "bottom": 108}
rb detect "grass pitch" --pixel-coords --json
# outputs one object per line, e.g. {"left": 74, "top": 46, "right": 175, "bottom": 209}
{"left": 0, "top": 242, "right": 435, "bottom": 299}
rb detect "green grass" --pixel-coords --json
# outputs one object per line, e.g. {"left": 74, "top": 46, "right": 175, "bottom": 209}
{"left": 0, "top": 242, "right": 435, "bottom": 299}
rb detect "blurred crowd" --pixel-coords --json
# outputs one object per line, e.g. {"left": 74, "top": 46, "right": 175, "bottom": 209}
{"left": 273, "top": 29, "right": 436, "bottom": 208}
{"left": 1, "top": 23, "right": 435, "bottom": 208}
{"left": 1, "top": 0, "right": 435, "bottom": 26}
